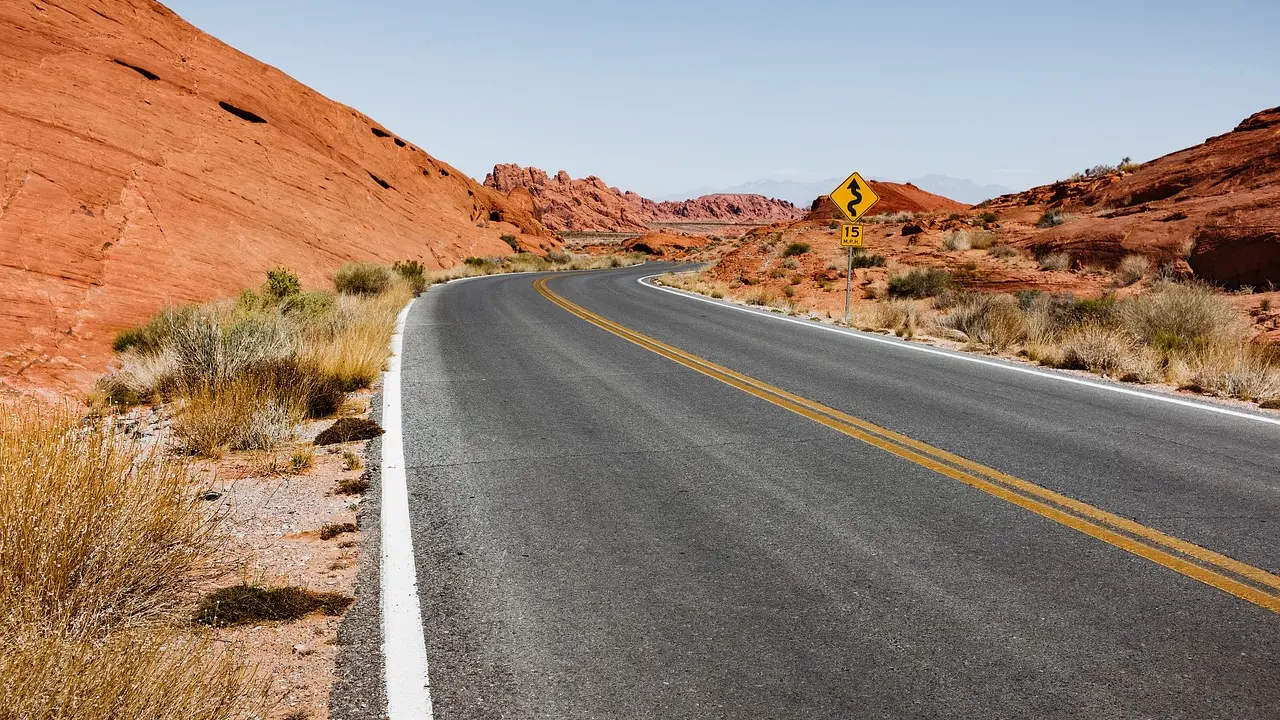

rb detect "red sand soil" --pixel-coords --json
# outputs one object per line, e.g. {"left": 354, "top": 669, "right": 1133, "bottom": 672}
{"left": 484, "top": 163, "right": 807, "bottom": 233}
{"left": 0, "top": 0, "right": 553, "bottom": 396}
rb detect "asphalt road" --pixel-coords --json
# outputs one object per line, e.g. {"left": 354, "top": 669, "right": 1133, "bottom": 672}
{"left": 395, "top": 263, "right": 1279, "bottom": 719}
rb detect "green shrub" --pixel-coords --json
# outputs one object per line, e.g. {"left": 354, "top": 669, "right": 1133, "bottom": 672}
{"left": 111, "top": 306, "right": 198, "bottom": 355}
{"left": 781, "top": 241, "right": 811, "bottom": 257}
{"left": 1038, "top": 252, "right": 1072, "bottom": 271}
{"left": 392, "top": 260, "right": 428, "bottom": 293}
{"left": 333, "top": 263, "right": 391, "bottom": 296}
{"left": 263, "top": 267, "right": 301, "bottom": 301}
{"left": 1072, "top": 294, "right": 1117, "bottom": 324}
{"left": 464, "top": 256, "right": 490, "bottom": 267}
{"left": 500, "top": 234, "right": 519, "bottom": 251}
{"left": 888, "top": 268, "right": 954, "bottom": 298}
{"left": 281, "top": 290, "right": 335, "bottom": 318}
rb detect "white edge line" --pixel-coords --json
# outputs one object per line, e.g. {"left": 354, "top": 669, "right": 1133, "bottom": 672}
{"left": 382, "top": 298, "right": 434, "bottom": 719}
{"left": 637, "top": 273, "right": 1280, "bottom": 428}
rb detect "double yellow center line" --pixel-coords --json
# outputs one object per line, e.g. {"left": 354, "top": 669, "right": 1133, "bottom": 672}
{"left": 533, "top": 276, "right": 1280, "bottom": 615}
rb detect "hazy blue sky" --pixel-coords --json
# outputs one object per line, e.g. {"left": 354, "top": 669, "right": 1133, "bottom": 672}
{"left": 165, "top": 0, "right": 1280, "bottom": 197}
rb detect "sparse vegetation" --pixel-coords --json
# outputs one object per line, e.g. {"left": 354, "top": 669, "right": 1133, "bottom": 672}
{"left": 849, "top": 250, "right": 887, "bottom": 268}
{"left": 943, "top": 230, "right": 995, "bottom": 251}
{"left": 867, "top": 211, "right": 917, "bottom": 224}
{"left": 781, "top": 241, "right": 811, "bottom": 257}
{"left": 392, "top": 260, "right": 428, "bottom": 293}
{"left": 333, "top": 262, "right": 391, "bottom": 296}
{"left": 888, "top": 268, "right": 955, "bottom": 298}
{"left": 1037, "top": 209, "right": 1076, "bottom": 228}
{"left": 1114, "top": 255, "right": 1152, "bottom": 286}
{"left": 342, "top": 450, "right": 362, "bottom": 471}
{"left": 319, "top": 522, "right": 358, "bottom": 540}
{"left": 290, "top": 446, "right": 315, "bottom": 473}
{"left": 988, "top": 245, "right": 1019, "bottom": 259}
{"left": 500, "top": 234, "right": 519, "bottom": 251}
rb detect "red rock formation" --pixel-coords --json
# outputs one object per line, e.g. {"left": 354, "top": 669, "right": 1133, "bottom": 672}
{"left": 484, "top": 164, "right": 806, "bottom": 232}
{"left": 984, "top": 106, "right": 1280, "bottom": 286}
{"left": 621, "top": 232, "right": 709, "bottom": 257}
{"left": 0, "top": 0, "right": 552, "bottom": 396}
{"left": 806, "top": 181, "right": 969, "bottom": 220}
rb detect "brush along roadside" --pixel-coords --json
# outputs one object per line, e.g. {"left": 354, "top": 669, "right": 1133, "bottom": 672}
{"left": 657, "top": 270, "right": 1280, "bottom": 408}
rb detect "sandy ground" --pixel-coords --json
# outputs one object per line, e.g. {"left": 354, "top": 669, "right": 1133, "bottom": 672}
{"left": 120, "top": 391, "right": 379, "bottom": 720}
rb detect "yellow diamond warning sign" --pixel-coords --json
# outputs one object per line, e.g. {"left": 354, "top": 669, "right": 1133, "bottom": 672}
{"left": 830, "top": 171, "right": 880, "bottom": 223}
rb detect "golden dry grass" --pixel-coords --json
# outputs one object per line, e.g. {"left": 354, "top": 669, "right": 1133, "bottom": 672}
{"left": 0, "top": 403, "right": 266, "bottom": 718}
{"left": 0, "top": 404, "right": 221, "bottom": 631}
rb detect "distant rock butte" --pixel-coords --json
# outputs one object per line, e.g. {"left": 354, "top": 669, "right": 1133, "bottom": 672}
{"left": 807, "top": 181, "right": 970, "bottom": 220}
{"left": 483, "top": 164, "right": 807, "bottom": 232}
{"left": 0, "top": 0, "right": 552, "bottom": 396}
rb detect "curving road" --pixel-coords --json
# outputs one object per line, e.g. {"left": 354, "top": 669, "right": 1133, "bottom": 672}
{"left": 388, "top": 263, "right": 1279, "bottom": 719}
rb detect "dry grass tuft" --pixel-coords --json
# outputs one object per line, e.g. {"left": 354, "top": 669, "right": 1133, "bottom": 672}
{"left": 941, "top": 294, "right": 1027, "bottom": 352}
{"left": 0, "top": 404, "right": 221, "bottom": 632}
{"left": 1038, "top": 252, "right": 1073, "bottom": 271}
{"left": 1114, "top": 255, "right": 1152, "bottom": 286}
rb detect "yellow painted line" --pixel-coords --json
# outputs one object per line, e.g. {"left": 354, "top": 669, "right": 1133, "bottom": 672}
{"left": 533, "top": 276, "right": 1280, "bottom": 614}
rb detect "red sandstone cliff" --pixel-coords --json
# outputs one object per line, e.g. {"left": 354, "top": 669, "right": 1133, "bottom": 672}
{"left": 0, "top": 0, "right": 552, "bottom": 395}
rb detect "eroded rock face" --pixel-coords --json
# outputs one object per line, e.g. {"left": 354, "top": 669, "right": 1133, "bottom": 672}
{"left": 483, "top": 163, "right": 806, "bottom": 232}
{"left": 0, "top": 0, "right": 552, "bottom": 396}
{"left": 621, "top": 232, "right": 709, "bottom": 257}
{"left": 986, "top": 106, "right": 1280, "bottom": 280}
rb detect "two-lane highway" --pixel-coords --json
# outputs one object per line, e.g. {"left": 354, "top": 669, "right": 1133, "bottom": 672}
{"left": 394, "top": 263, "right": 1279, "bottom": 718}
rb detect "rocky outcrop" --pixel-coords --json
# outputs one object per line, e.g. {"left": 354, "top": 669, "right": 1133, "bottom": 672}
{"left": 0, "top": 0, "right": 552, "bottom": 396}
{"left": 985, "top": 106, "right": 1280, "bottom": 283}
{"left": 621, "top": 232, "right": 709, "bottom": 257}
{"left": 483, "top": 164, "right": 806, "bottom": 232}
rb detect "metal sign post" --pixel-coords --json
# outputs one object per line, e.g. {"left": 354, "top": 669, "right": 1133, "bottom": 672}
{"left": 829, "top": 171, "right": 879, "bottom": 326}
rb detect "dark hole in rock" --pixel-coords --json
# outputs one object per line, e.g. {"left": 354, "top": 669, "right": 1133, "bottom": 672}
{"left": 113, "top": 59, "right": 159, "bottom": 81}
{"left": 368, "top": 172, "right": 392, "bottom": 190}
{"left": 218, "top": 101, "right": 266, "bottom": 124}
{"left": 393, "top": 138, "right": 406, "bottom": 147}
{"left": 371, "top": 127, "right": 390, "bottom": 138}
{"left": 489, "top": 211, "right": 503, "bottom": 222}
{"left": 438, "top": 168, "right": 449, "bottom": 177}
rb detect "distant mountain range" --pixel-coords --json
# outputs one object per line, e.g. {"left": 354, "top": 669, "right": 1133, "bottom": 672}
{"left": 660, "top": 175, "right": 1015, "bottom": 207}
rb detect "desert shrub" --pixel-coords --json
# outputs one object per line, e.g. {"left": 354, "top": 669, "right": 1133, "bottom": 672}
{"left": 337, "top": 473, "right": 371, "bottom": 495}
{"left": 940, "top": 293, "right": 1028, "bottom": 352}
{"left": 263, "top": 267, "right": 301, "bottom": 301}
{"left": 167, "top": 313, "right": 293, "bottom": 391}
{"left": 333, "top": 263, "right": 391, "bottom": 296}
{"left": 281, "top": 290, "right": 335, "bottom": 318}
{"left": 342, "top": 451, "right": 362, "bottom": 471}
{"left": 789, "top": 275, "right": 803, "bottom": 285}
{"left": 1118, "top": 282, "right": 1246, "bottom": 352}
{"left": 782, "top": 285, "right": 796, "bottom": 298}
{"left": 745, "top": 289, "right": 774, "bottom": 306}
{"left": 111, "top": 305, "right": 199, "bottom": 355}
{"left": 888, "top": 267, "right": 954, "bottom": 298}
{"left": 1115, "top": 255, "right": 1151, "bottom": 286}
{"left": 769, "top": 267, "right": 787, "bottom": 279}
{"left": 176, "top": 378, "right": 302, "bottom": 456}
{"left": 1072, "top": 294, "right": 1117, "bottom": 325}
{"left": 870, "top": 299, "right": 929, "bottom": 337}
{"left": 977, "top": 211, "right": 999, "bottom": 224}
{"left": 828, "top": 220, "right": 839, "bottom": 229}
{"left": 195, "top": 585, "right": 352, "bottom": 627}
{"left": 1085, "top": 164, "right": 1117, "bottom": 178}
{"left": 500, "top": 234, "right": 519, "bottom": 251}
{"left": 1059, "top": 325, "right": 1156, "bottom": 379}
{"left": 849, "top": 250, "right": 887, "bottom": 268}
{"left": 988, "top": 245, "right": 1019, "bottom": 258}
{"left": 1037, "top": 209, "right": 1075, "bottom": 228}
{"left": 464, "top": 256, "right": 490, "bottom": 267}
{"left": 1189, "top": 345, "right": 1280, "bottom": 401}
{"left": 392, "top": 260, "right": 428, "bottom": 293}
{"left": 942, "top": 231, "right": 971, "bottom": 251}
{"left": 546, "top": 250, "right": 573, "bottom": 265}
{"left": 782, "top": 241, "right": 811, "bottom": 257}
{"left": 319, "top": 523, "right": 357, "bottom": 541}
{"left": 781, "top": 258, "right": 799, "bottom": 269}
{"left": 868, "top": 211, "right": 916, "bottom": 224}
{"left": 1118, "top": 156, "right": 1141, "bottom": 172}
{"left": 1038, "top": 252, "right": 1072, "bottom": 271}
